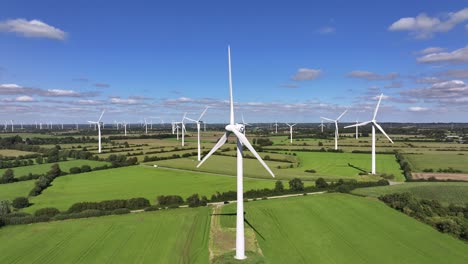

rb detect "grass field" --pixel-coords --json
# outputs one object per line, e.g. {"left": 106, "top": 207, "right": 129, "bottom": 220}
{"left": 0, "top": 180, "right": 35, "bottom": 201}
{"left": 405, "top": 152, "right": 468, "bottom": 172}
{"left": 0, "top": 160, "right": 110, "bottom": 178}
{"left": 221, "top": 194, "right": 468, "bottom": 263}
{"left": 0, "top": 207, "right": 210, "bottom": 263}
{"left": 26, "top": 165, "right": 278, "bottom": 212}
{"left": 352, "top": 182, "right": 468, "bottom": 205}
{"left": 0, "top": 149, "right": 36, "bottom": 157}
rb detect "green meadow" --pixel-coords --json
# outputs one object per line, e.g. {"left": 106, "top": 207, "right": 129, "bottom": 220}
{"left": 352, "top": 182, "right": 468, "bottom": 205}
{"left": 0, "top": 180, "right": 35, "bottom": 201}
{"left": 0, "top": 207, "right": 210, "bottom": 264}
{"left": 221, "top": 193, "right": 468, "bottom": 264}
{"left": 405, "top": 152, "right": 468, "bottom": 172}
{"left": 26, "top": 165, "right": 278, "bottom": 212}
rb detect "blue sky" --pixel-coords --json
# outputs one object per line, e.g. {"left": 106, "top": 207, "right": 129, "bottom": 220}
{"left": 0, "top": 0, "right": 467, "bottom": 124}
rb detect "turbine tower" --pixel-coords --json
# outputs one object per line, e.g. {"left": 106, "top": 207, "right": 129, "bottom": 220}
{"left": 198, "top": 46, "right": 274, "bottom": 260}
{"left": 10, "top": 120, "right": 13, "bottom": 132}
{"left": 184, "top": 106, "right": 209, "bottom": 161}
{"left": 345, "top": 94, "right": 393, "bottom": 174}
{"left": 321, "top": 110, "right": 348, "bottom": 150}
{"left": 274, "top": 121, "right": 278, "bottom": 134}
{"left": 318, "top": 120, "right": 325, "bottom": 133}
{"left": 285, "top": 123, "right": 296, "bottom": 144}
{"left": 181, "top": 113, "right": 187, "bottom": 146}
{"left": 87, "top": 110, "right": 105, "bottom": 153}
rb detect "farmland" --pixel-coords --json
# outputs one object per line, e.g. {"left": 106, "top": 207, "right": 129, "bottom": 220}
{"left": 0, "top": 159, "right": 110, "bottom": 178}
{"left": 25, "top": 165, "right": 278, "bottom": 212}
{"left": 0, "top": 180, "right": 35, "bottom": 201}
{"left": 220, "top": 193, "right": 468, "bottom": 263}
{"left": 0, "top": 207, "right": 210, "bottom": 264}
{"left": 352, "top": 182, "right": 468, "bottom": 205}
{"left": 0, "top": 149, "right": 36, "bottom": 157}
{"left": 405, "top": 152, "right": 468, "bottom": 173}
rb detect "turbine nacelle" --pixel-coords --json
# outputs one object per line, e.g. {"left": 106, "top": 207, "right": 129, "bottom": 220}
{"left": 225, "top": 123, "right": 245, "bottom": 134}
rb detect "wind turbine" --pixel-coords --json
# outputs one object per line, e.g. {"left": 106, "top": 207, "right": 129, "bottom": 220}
{"left": 344, "top": 93, "right": 393, "bottom": 175}
{"left": 144, "top": 118, "right": 148, "bottom": 134}
{"left": 274, "top": 121, "right": 278, "bottom": 134}
{"left": 197, "top": 46, "right": 274, "bottom": 260}
{"left": 184, "top": 106, "right": 209, "bottom": 161}
{"left": 10, "top": 120, "right": 13, "bottom": 132}
{"left": 241, "top": 114, "right": 250, "bottom": 135}
{"left": 318, "top": 120, "right": 325, "bottom": 133}
{"left": 355, "top": 120, "right": 359, "bottom": 139}
{"left": 87, "top": 110, "right": 105, "bottom": 153}
{"left": 181, "top": 113, "right": 187, "bottom": 146}
{"left": 122, "top": 121, "right": 128, "bottom": 136}
{"left": 321, "top": 110, "right": 348, "bottom": 150}
{"left": 285, "top": 123, "right": 296, "bottom": 144}
{"left": 175, "top": 123, "right": 180, "bottom": 140}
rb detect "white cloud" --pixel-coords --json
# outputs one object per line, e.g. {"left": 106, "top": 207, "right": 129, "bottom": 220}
{"left": 401, "top": 80, "right": 468, "bottom": 99}
{"left": 292, "top": 68, "right": 322, "bottom": 81}
{"left": 347, "top": 70, "right": 398, "bottom": 80}
{"left": 417, "top": 46, "right": 468, "bottom": 64}
{"left": 15, "top": 95, "right": 34, "bottom": 102}
{"left": 384, "top": 81, "right": 403, "bottom": 88}
{"left": 110, "top": 97, "right": 138, "bottom": 105}
{"left": 45, "top": 89, "right": 80, "bottom": 97}
{"left": 418, "top": 47, "right": 446, "bottom": 54}
{"left": 318, "top": 26, "right": 335, "bottom": 34}
{"left": 440, "top": 69, "right": 468, "bottom": 79}
{"left": 389, "top": 8, "right": 468, "bottom": 39}
{"left": 0, "top": 19, "right": 66, "bottom": 40}
{"left": 1, "top": 83, "right": 21, "bottom": 88}
{"left": 77, "top": 99, "right": 101, "bottom": 105}
{"left": 416, "top": 77, "right": 441, "bottom": 83}
{"left": 408, "top": 106, "right": 429, "bottom": 112}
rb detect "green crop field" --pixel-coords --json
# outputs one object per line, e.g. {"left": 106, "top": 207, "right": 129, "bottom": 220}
{"left": 221, "top": 194, "right": 468, "bottom": 263}
{"left": 0, "top": 149, "right": 36, "bottom": 157}
{"left": 0, "top": 180, "right": 35, "bottom": 201}
{"left": 405, "top": 152, "right": 468, "bottom": 172}
{"left": 352, "top": 182, "right": 468, "bottom": 205}
{"left": 26, "top": 165, "right": 278, "bottom": 212}
{"left": 0, "top": 159, "right": 110, "bottom": 178}
{"left": 0, "top": 207, "right": 210, "bottom": 264}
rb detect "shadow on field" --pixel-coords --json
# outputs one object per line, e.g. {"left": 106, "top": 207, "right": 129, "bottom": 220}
{"left": 348, "top": 163, "right": 368, "bottom": 174}
{"left": 211, "top": 212, "right": 266, "bottom": 241}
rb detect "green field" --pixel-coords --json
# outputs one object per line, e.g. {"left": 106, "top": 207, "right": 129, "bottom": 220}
{"left": 0, "top": 180, "right": 35, "bottom": 201}
{"left": 221, "top": 194, "right": 468, "bottom": 263}
{"left": 151, "top": 151, "right": 403, "bottom": 182}
{"left": 405, "top": 152, "right": 468, "bottom": 172}
{"left": 26, "top": 165, "right": 278, "bottom": 212}
{"left": 0, "top": 149, "right": 36, "bottom": 157}
{"left": 0, "top": 160, "right": 110, "bottom": 178}
{"left": 0, "top": 207, "right": 210, "bottom": 263}
{"left": 352, "top": 182, "right": 468, "bottom": 205}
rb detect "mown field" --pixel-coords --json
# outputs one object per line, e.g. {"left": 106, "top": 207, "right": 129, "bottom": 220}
{"left": 352, "top": 182, "right": 468, "bottom": 205}
{"left": 26, "top": 165, "right": 278, "bottom": 212}
{"left": 0, "top": 180, "right": 35, "bottom": 201}
{"left": 221, "top": 193, "right": 468, "bottom": 263}
{"left": 0, "top": 207, "right": 210, "bottom": 264}
{"left": 405, "top": 152, "right": 468, "bottom": 173}
{"left": 0, "top": 149, "right": 36, "bottom": 157}
{"left": 0, "top": 159, "right": 110, "bottom": 178}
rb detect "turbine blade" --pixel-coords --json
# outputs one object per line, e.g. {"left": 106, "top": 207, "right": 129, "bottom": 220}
{"left": 321, "top": 117, "right": 335, "bottom": 122}
{"left": 337, "top": 110, "right": 348, "bottom": 121}
{"left": 285, "top": 123, "right": 290, "bottom": 126}
{"left": 292, "top": 123, "right": 297, "bottom": 126}
{"left": 373, "top": 122, "right": 394, "bottom": 144}
{"left": 344, "top": 121, "right": 371, "bottom": 128}
{"left": 185, "top": 117, "right": 197, "bottom": 122}
{"left": 98, "top": 110, "right": 105, "bottom": 122}
{"left": 373, "top": 93, "right": 383, "bottom": 120}
{"left": 198, "top": 106, "right": 209, "bottom": 121}
{"left": 231, "top": 129, "right": 275, "bottom": 178}
{"left": 197, "top": 132, "right": 229, "bottom": 168}
{"left": 228, "top": 46, "right": 235, "bottom": 125}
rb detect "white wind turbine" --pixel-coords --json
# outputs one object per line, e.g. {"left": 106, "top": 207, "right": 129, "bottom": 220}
{"left": 144, "top": 118, "right": 148, "bottom": 134}
{"left": 274, "top": 121, "right": 278, "bottom": 134}
{"left": 241, "top": 114, "right": 250, "bottom": 135}
{"left": 87, "top": 110, "right": 105, "bottom": 153}
{"left": 344, "top": 93, "right": 393, "bottom": 175}
{"left": 184, "top": 106, "right": 209, "bottom": 161}
{"left": 321, "top": 110, "right": 348, "bottom": 150}
{"left": 285, "top": 123, "right": 296, "bottom": 144}
{"left": 10, "top": 120, "right": 13, "bottom": 132}
{"left": 198, "top": 46, "right": 274, "bottom": 260}
{"left": 355, "top": 120, "right": 359, "bottom": 139}
{"left": 318, "top": 120, "right": 325, "bottom": 133}
{"left": 180, "top": 113, "right": 188, "bottom": 146}
{"left": 122, "top": 121, "right": 128, "bottom": 136}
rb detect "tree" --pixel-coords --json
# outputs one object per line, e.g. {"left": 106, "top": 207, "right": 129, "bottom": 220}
{"left": 289, "top": 178, "right": 304, "bottom": 191}
{"left": 315, "top": 178, "right": 328, "bottom": 189}
{"left": 47, "top": 164, "right": 62, "bottom": 179}
{"left": 0, "top": 200, "right": 11, "bottom": 215}
{"left": 81, "top": 165, "right": 92, "bottom": 173}
{"left": 69, "top": 167, "right": 81, "bottom": 174}
{"left": 274, "top": 180, "right": 284, "bottom": 192}
{"left": 35, "top": 156, "right": 44, "bottom": 164}
{"left": 12, "top": 197, "right": 29, "bottom": 208}
{"left": 1, "top": 169, "right": 15, "bottom": 183}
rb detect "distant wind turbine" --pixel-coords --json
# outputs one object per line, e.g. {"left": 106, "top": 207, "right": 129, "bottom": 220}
{"left": 87, "top": 110, "right": 105, "bottom": 153}
{"left": 197, "top": 46, "right": 274, "bottom": 260}
{"left": 345, "top": 93, "right": 393, "bottom": 174}
{"left": 321, "top": 110, "right": 348, "bottom": 150}
{"left": 185, "top": 106, "right": 209, "bottom": 161}
{"left": 285, "top": 123, "right": 296, "bottom": 144}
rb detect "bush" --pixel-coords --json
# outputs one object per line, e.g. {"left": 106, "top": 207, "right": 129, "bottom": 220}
{"left": 69, "top": 167, "right": 82, "bottom": 174}
{"left": 34, "top": 207, "right": 60, "bottom": 218}
{"left": 304, "top": 169, "right": 316, "bottom": 173}
{"left": 315, "top": 178, "right": 328, "bottom": 189}
{"left": 112, "top": 208, "right": 131, "bottom": 215}
{"left": 289, "top": 178, "right": 304, "bottom": 191}
{"left": 157, "top": 195, "right": 184, "bottom": 207}
{"left": 274, "top": 181, "right": 284, "bottom": 192}
{"left": 0, "top": 169, "right": 15, "bottom": 184}
{"left": 186, "top": 194, "right": 208, "bottom": 208}
{"left": 12, "top": 197, "right": 29, "bottom": 209}
{"left": 126, "top": 197, "right": 150, "bottom": 210}
{"left": 144, "top": 205, "right": 160, "bottom": 212}
{"left": 81, "top": 165, "right": 92, "bottom": 173}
